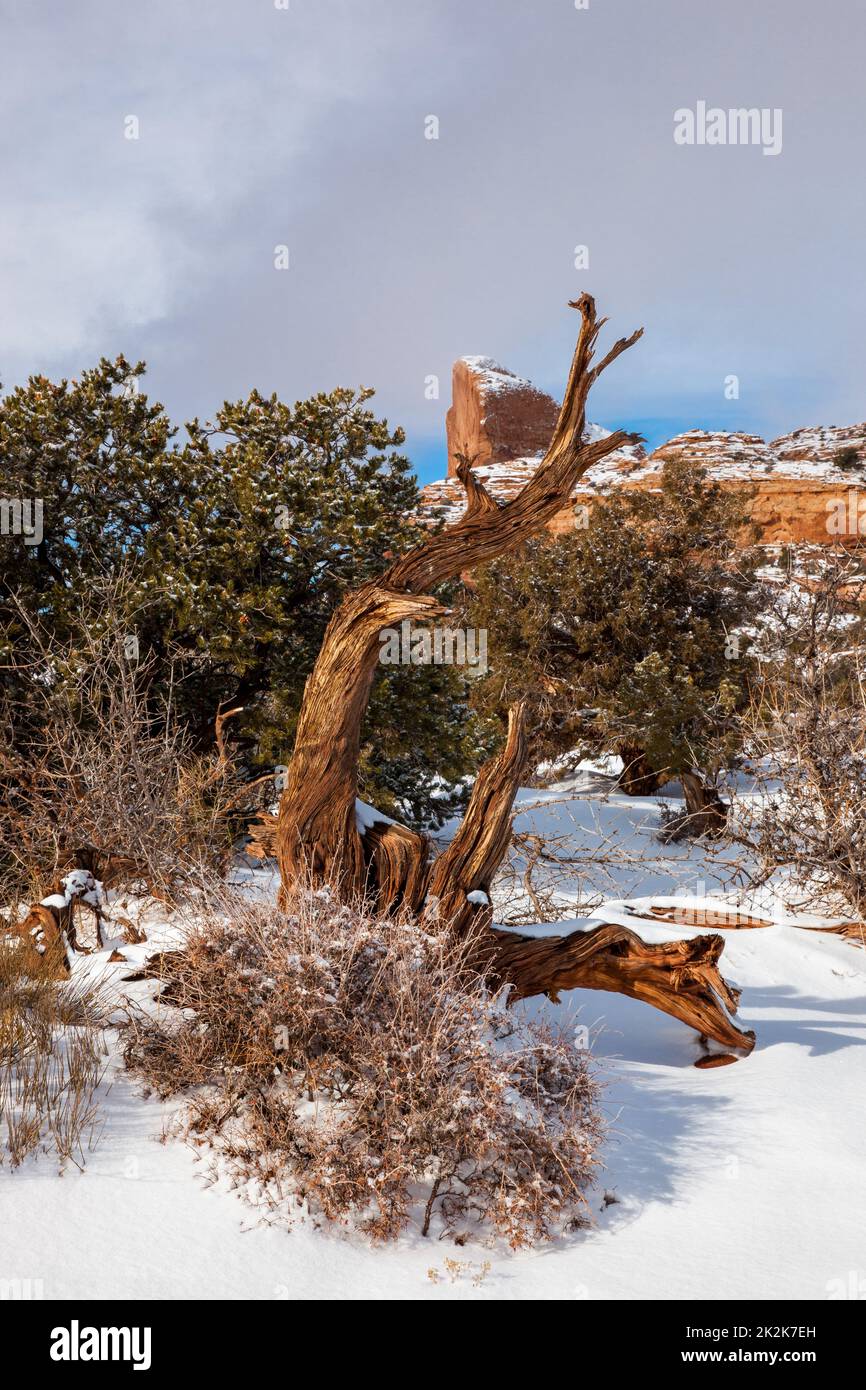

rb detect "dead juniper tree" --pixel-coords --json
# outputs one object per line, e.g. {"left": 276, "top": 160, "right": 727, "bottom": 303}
{"left": 274, "top": 296, "right": 755, "bottom": 1058}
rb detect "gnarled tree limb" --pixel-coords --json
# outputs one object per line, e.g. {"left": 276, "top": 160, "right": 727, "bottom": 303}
{"left": 423, "top": 701, "right": 529, "bottom": 935}
{"left": 276, "top": 295, "right": 642, "bottom": 897}
{"left": 487, "top": 923, "right": 755, "bottom": 1055}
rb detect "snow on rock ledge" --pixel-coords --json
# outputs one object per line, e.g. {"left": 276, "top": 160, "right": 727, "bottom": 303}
{"left": 423, "top": 354, "right": 866, "bottom": 545}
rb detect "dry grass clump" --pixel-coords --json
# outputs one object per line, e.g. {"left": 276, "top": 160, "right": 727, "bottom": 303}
{"left": 0, "top": 944, "right": 108, "bottom": 1169}
{"left": 122, "top": 887, "right": 602, "bottom": 1247}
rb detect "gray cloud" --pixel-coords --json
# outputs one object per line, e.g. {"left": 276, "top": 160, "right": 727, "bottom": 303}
{"left": 1, "top": 0, "right": 864, "bottom": 477}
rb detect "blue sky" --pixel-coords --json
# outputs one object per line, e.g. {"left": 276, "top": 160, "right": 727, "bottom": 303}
{"left": 1, "top": 0, "right": 864, "bottom": 488}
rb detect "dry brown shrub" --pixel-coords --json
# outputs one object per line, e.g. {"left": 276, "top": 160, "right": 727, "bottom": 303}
{"left": 122, "top": 885, "right": 602, "bottom": 1247}
{"left": 739, "top": 550, "right": 866, "bottom": 917}
{"left": 0, "top": 579, "right": 268, "bottom": 906}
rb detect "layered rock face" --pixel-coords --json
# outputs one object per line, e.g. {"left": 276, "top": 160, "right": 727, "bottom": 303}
{"left": 423, "top": 357, "right": 866, "bottom": 545}
{"left": 444, "top": 357, "right": 562, "bottom": 473}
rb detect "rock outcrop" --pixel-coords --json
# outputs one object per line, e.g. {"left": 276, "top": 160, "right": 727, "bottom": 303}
{"left": 444, "top": 357, "right": 562, "bottom": 474}
{"left": 423, "top": 357, "right": 866, "bottom": 546}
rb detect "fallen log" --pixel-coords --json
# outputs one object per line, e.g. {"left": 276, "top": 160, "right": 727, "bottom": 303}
{"left": 630, "top": 903, "right": 865, "bottom": 947}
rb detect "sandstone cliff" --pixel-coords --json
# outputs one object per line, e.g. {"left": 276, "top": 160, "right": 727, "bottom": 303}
{"left": 444, "top": 357, "right": 562, "bottom": 473}
{"left": 423, "top": 357, "right": 866, "bottom": 545}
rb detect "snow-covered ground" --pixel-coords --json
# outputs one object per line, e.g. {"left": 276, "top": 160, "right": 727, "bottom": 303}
{"left": 2, "top": 777, "right": 864, "bottom": 1301}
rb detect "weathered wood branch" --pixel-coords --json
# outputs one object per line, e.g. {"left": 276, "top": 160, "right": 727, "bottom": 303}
{"left": 485, "top": 923, "right": 755, "bottom": 1056}
{"left": 363, "top": 818, "right": 431, "bottom": 916}
{"left": 423, "top": 701, "right": 529, "bottom": 935}
{"left": 276, "top": 587, "right": 442, "bottom": 900}
{"left": 276, "top": 294, "right": 642, "bottom": 899}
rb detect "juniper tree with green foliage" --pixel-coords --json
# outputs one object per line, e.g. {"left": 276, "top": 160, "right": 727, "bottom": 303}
{"left": 0, "top": 357, "right": 480, "bottom": 828}
{"left": 464, "top": 457, "right": 759, "bottom": 801}
{"left": 167, "top": 382, "right": 484, "bottom": 823}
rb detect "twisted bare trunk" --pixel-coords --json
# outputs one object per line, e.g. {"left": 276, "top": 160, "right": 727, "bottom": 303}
{"left": 617, "top": 745, "right": 669, "bottom": 796}
{"left": 274, "top": 296, "right": 755, "bottom": 1060}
